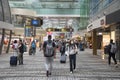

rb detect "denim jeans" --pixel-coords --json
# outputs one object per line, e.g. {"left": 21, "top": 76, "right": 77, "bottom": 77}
{"left": 69, "top": 54, "right": 76, "bottom": 72}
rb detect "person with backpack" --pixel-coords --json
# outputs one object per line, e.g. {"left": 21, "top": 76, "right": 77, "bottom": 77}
{"left": 31, "top": 40, "right": 36, "bottom": 55}
{"left": 43, "top": 35, "right": 56, "bottom": 77}
{"left": 60, "top": 42, "right": 66, "bottom": 63}
{"left": 108, "top": 39, "right": 117, "bottom": 66}
{"left": 18, "top": 40, "right": 24, "bottom": 65}
{"left": 60, "top": 42, "right": 66, "bottom": 56}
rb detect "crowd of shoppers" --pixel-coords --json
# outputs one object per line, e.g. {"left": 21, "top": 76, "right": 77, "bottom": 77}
{"left": 11, "top": 36, "right": 118, "bottom": 77}
{"left": 42, "top": 35, "right": 80, "bottom": 76}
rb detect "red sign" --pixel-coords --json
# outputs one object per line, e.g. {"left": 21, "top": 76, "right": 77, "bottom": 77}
{"left": 47, "top": 32, "right": 52, "bottom": 35}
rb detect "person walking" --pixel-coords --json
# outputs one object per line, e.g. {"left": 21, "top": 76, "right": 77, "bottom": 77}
{"left": 60, "top": 42, "right": 66, "bottom": 56}
{"left": 108, "top": 39, "right": 117, "bottom": 66}
{"left": 43, "top": 35, "right": 56, "bottom": 77}
{"left": 68, "top": 40, "right": 78, "bottom": 73}
{"left": 31, "top": 40, "right": 36, "bottom": 55}
{"left": 18, "top": 40, "right": 24, "bottom": 65}
{"left": 39, "top": 42, "right": 42, "bottom": 51}
{"left": 12, "top": 40, "right": 19, "bottom": 56}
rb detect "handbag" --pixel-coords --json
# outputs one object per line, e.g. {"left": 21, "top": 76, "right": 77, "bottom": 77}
{"left": 65, "top": 51, "right": 69, "bottom": 56}
{"left": 75, "top": 48, "right": 78, "bottom": 54}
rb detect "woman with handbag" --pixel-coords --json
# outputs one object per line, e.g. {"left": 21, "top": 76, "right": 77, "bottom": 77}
{"left": 68, "top": 40, "right": 78, "bottom": 73}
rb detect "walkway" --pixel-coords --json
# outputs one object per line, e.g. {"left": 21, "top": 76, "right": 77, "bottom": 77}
{"left": 0, "top": 48, "right": 120, "bottom": 80}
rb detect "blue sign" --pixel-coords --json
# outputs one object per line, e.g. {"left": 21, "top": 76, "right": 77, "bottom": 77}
{"left": 31, "top": 20, "right": 39, "bottom": 26}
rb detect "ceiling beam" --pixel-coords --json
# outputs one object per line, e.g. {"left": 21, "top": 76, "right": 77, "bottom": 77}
{"left": 39, "top": 0, "right": 78, "bottom": 2}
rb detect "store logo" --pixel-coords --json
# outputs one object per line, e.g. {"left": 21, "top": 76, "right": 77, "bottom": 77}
{"left": 100, "top": 19, "right": 104, "bottom": 25}
{"left": 87, "top": 24, "right": 92, "bottom": 31}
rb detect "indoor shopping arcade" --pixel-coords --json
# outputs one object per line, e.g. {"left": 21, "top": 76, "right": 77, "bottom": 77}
{"left": 0, "top": 0, "right": 120, "bottom": 80}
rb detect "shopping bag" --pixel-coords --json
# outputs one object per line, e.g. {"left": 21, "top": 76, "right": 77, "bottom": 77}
{"left": 65, "top": 51, "right": 69, "bottom": 56}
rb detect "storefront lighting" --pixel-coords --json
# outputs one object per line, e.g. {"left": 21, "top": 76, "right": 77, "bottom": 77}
{"left": 98, "top": 32, "right": 102, "bottom": 35}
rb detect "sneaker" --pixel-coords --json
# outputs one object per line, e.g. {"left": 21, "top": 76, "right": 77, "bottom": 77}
{"left": 49, "top": 72, "right": 51, "bottom": 75}
{"left": 70, "top": 71, "right": 73, "bottom": 74}
{"left": 115, "top": 64, "right": 118, "bottom": 68}
{"left": 74, "top": 68, "right": 77, "bottom": 71}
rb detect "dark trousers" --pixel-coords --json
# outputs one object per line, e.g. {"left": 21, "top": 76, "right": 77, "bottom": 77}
{"left": 69, "top": 54, "right": 76, "bottom": 72}
{"left": 18, "top": 53, "right": 23, "bottom": 65}
{"left": 32, "top": 47, "right": 36, "bottom": 55}
{"left": 108, "top": 53, "right": 117, "bottom": 65}
{"left": 61, "top": 52, "right": 65, "bottom": 56}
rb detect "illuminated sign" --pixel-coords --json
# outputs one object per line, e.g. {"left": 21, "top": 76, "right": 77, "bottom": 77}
{"left": 46, "top": 28, "right": 74, "bottom": 32}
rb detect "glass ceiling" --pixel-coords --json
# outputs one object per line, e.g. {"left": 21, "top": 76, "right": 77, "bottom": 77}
{"left": 8, "top": 0, "right": 89, "bottom": 30}
{"left": 9, "top": 0, "right": 89, "bottom": 16}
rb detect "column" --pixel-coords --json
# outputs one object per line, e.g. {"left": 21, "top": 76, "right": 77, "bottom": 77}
{"left": 92, "top": 29, "right": 97, "bottom": 55}
{"left": 0, "top": 29, "right": 5, "bottom": 54}
{"left": 115, "top": 25, "right": 120, "bottom": 62}
{"left": 6, "top": 30, "right": 12, "bottom": 53}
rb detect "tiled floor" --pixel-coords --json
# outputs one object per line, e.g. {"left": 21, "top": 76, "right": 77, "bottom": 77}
{"left": 0, "top": 48, "right": 120, "bottom": 80}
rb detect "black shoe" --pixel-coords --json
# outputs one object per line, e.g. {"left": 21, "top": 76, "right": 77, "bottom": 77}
{"left": 46, "top": 71, "right": 49, "bottom": 77}
{"left": 74, "top": 68, "right": 76, "bottom": 71}
{"left": 49, "top": 72, "right": 51, "bottom": 75}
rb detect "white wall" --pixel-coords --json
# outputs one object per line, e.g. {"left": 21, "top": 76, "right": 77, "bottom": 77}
{"left": 0, "top": 21, "right": 14, "bottom": 30}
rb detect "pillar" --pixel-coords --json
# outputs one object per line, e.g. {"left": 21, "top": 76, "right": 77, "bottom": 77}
{"left": 6, "top": 30, "right": 12, "bottom": 53}
{"left": 115, "top": 25, "right": 120, "bottom": 62}
{"left": 0, "top": 29, "right": 5, "bottom": 55}
{"left": 92, "top": 29, "right": 97, "bottom": 55}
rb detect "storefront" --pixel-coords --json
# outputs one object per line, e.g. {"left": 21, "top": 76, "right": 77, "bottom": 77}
{"left": 87, "top": 16, "right": 107, "bottom": 55}
{"left": 106, "top": 9, "right": 120, "bottom": 61}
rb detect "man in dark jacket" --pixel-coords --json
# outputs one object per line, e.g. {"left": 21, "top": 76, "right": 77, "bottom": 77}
{"left": 60, "top": 42, "right": 66, "bottom": 56}
{"left": 108, "top": 39, "right": 117, "bottom": 65}
{"left": 18, "top": 40, "right": 24, "bottom": 65}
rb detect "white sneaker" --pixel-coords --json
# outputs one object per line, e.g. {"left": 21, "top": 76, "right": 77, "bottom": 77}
{"left": 70, "top": 71, "right": 73, "bottom": 74}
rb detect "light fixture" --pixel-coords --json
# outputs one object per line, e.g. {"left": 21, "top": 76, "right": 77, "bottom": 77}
{"left": 98, "top": 32, "right": 102, "bottom": 35}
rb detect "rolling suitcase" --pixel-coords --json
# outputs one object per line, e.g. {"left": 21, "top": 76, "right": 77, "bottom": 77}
{"left": 10, "top": 56, "right": 17, "bottom": 66}
{"left": 60, "top": 54, "right": 66, "bottom": 63}
{"left": 10, "top": 50, "right": 18, "bottom": 66}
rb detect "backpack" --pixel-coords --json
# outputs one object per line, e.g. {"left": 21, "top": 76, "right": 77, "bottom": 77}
{"left": 44, "top": 41, "right": 54, "bottom": 57}
{"left": 31, "top": 42, "right": 36, "bottom": 48}
{"left": 23, "top": 44, "right": 27, "bottom": 52}
{"left": 104, "top": 45, "right": 111, "bottom": 54}
{"left": 110, "top": 44, "right": 117, "bottom": 54}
